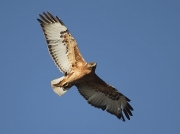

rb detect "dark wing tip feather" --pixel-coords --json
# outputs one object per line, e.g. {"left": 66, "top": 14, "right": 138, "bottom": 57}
{"left": 125, "top": 107, "right": 133, "bottom": 116}
{"left": 37, "top": 11, "right": 60, "bottom": 24}
{"left": 123, "top": 109, "right": 130, "bottom": 120}
{"left": 127, "top": 103, "right": 134, "bottom": 111}
{"left": 121, "top": 114, "right": 125, "bottom": 121}
{"left": 43, "top": 12, "right": 54, "bottom": 22}
{"left": 126, "top": 97, "right": 131, "bottom": 102}
{"left": 39, "top": 14, "right": 50, "bottom": 23}
{"left": 56, "top": 16, "right": 65, "bottom": 25}
{"left": 47, "top": 11, "right": 58, "bottom": 22}
{"left": 117, "top": 113, "right": 125, "bottom": 121}
{"left": 37, "top": 18, "right": 44, "bottom": 24}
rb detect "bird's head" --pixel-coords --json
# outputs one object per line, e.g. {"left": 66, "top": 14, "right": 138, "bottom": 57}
{"left": 87, "top": 62, "right": 97, "bottom": 72}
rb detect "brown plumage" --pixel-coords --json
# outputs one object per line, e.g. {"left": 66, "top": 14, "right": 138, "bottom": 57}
{"left": 37, "top": 11, "right": 134, "bottom": 121}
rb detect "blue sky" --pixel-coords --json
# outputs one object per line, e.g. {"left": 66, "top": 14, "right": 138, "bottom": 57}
{"left": 0, "top": 0, "right": 180, "bottom": 133}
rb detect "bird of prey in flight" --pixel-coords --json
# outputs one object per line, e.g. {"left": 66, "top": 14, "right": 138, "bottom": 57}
{"left": 37, "top": 12, "right": 133, "bottom": 121}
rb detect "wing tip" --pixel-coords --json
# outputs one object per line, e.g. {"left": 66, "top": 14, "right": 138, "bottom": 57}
{"left": 37, "top": 11, "right": 58, "bottom": 24}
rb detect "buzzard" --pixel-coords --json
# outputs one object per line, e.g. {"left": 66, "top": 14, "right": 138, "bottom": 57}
{"left": 37, "top": 12, "right": 133, "bottom": 121}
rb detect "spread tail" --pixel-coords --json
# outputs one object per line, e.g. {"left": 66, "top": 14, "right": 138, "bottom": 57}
{"left": 51, "top": 76, "right": 70, "bottom": 96}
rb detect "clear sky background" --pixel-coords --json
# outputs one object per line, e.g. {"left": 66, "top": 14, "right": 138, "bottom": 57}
{"left": 0, "top": 0, "right": 179, "bottom": 134}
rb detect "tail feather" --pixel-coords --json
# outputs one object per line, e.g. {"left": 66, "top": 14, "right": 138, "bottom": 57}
{"left": 51, "top": 76, "right": 70, "bottom": 96}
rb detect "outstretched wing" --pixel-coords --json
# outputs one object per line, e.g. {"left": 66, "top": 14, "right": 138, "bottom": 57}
{"left": 37, "top": 12, "right": 86, "bottom": 75}
{"left": 76, "top": 74, "right": 133, "bottom": 121}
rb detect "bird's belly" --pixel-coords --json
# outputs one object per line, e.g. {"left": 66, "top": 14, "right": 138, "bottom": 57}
{"left": 66, "top": 70, "right": 92, "bottom": 85}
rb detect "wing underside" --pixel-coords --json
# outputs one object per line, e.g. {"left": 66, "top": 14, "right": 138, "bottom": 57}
{"left": 76, "top": 75, "right": 133, "bottom": 121}
{"left": 37, "top": 12, "right": 86, "bottom": 74}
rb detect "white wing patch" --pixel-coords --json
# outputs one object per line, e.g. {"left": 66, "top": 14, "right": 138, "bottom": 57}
{"left": 48, "top": 40, "right": 71, "bottom": 74}
{"left": 38, "top": 12, "right": 72, "bottom": 74}
{"left": 77, "top": 83, "right": 128, "bottom": 121}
